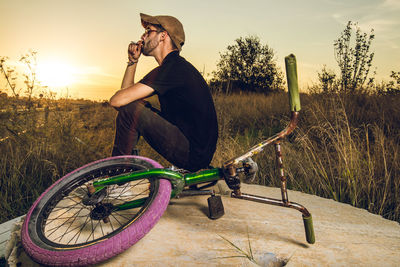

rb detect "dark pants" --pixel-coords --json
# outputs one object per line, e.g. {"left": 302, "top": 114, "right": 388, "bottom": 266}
{"left": 112, "top": 100, "right": 190, "bottom": 168}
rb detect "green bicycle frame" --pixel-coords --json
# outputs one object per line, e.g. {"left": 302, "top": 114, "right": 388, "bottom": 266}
{"left": 93, "top": 167, "right": 223, "bottom": 210}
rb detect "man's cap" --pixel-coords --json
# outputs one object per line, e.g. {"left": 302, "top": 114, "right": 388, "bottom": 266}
{"left": 140, "top": 13, "right": 185, "bottom": 51}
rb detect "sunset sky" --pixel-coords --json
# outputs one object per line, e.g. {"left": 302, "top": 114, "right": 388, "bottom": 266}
{"left": 1, "top": 0, "right": 399, "bottom": 100}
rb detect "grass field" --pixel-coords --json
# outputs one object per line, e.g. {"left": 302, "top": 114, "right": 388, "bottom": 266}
{"left": 0, "top": 91, "right": 399, "bottom": 224}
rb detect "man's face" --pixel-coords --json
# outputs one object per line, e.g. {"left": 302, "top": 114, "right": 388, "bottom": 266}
{"left": 141, "top": 26, "right": 162, "bottom": 56}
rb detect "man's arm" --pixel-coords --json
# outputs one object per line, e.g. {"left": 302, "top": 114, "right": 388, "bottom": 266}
{"left": 110, "top": 41, "right": 154, "bottom": 107}
{"left": 120, "top": 59, "right": 138, "bottom": 89}
{"left": 110, "top": 83, "right": 154, "bottom": 107}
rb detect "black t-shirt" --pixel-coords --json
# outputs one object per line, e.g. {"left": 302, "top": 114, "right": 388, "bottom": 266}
{"left": 139, "top": 51, "right": 218, "bottom": 170}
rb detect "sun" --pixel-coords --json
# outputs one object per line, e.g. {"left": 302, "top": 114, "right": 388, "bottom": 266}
{"left": 37, "top": 61, "right": 76, "bottom": 88}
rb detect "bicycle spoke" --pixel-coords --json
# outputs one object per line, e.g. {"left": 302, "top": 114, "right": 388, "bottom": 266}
{"left": 51, "top": 206, "right": 84, "bottom": 211}
{"left": 88, "top": 217, "right": 95, "bottom": 242}
{"left": 53, "top": 222, "right": 87, "bottom": 243}
{"left": 47, "top": 204, "right": 81, "bottom": 222}
{"left": 109, "top": 216, "right": 115, "bottom": 232}
{"left": 113, "top": 186, "right": 150, "bottom": 198}
{"left": 46, "top": 214, "right": 88, "bottom": 223}
{"left": 129, "top": 187, "right": 150, "bottom": 200}
{"left": 86, "top": 219, "right": 101, "bottom": 242}
{"left": 109, "top": 183, "right": 130, "bottom": 195}
{"left": 46, "top": 206, "right": 85, "bottom": 237}
{"left": 51, "top": 210, "right": 90, "bottom": 242}
{"left": 110, "top": 194, "right": 147, "bottom": 201}
{"left": 109, "top": 184, "right": 128, "bottom": 197}
{"left": 131, "top": 179, "right": 149, "bottom": 188}
{"left": 62, "top": 194, "right": 87, "bottom": 208}
{"left": 109, "top": 213, "right": 123, "bottom": 227}
{"left": 68, "top": 215, "right": 90, "bottom": 245}
{"left": 107, "top": 186, "right": 149, "bottom": 203}
{"left": 112, "top": 179, "right": 148, "bottom": 196}
{"left": 99, "top": 220, "right": 105, "bottom": 237}
{"left": 56, "top": 207, "right": 85, "bottom": 243}
{"left": 113, "top": 211, "right": 133, "bottom": 221}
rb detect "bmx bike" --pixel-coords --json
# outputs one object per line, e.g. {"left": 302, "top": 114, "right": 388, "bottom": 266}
{"left": 21, "top": 54, "right": 315, "bottom": 266}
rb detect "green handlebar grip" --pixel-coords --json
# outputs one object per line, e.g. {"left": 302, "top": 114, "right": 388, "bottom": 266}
{"left": 302, "top": 214, "right": 315, "bottom": 244}
{"left": 285, "top": 54, "right": 301, "bottom": 112}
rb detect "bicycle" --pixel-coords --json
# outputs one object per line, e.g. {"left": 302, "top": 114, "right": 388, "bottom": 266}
{"left": 21, "top": 54, "right": 315, "bottom": 266}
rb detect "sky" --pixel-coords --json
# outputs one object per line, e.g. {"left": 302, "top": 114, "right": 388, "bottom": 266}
{"left": 0, "top": 0, "right": 399, "bottom": 100}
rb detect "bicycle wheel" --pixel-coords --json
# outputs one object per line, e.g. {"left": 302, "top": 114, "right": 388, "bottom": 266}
{"left": 21, "top": 155, "right": 171, "bottom": 266}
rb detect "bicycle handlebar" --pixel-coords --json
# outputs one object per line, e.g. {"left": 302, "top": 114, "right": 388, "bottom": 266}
{"left": 285, "top": 54, "right": 301, "bottom": 112}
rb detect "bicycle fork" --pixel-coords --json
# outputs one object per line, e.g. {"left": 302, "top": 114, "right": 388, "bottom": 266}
{"left": 225, "top": 142, "right": 315, "bottom": 244}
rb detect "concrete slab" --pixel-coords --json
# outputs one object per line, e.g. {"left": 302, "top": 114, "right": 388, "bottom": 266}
{"left": 0, "top": 215, "right": 24, "bottom": 258}
{"left": 7, "top": 183, "right": 400, "bottom": 266}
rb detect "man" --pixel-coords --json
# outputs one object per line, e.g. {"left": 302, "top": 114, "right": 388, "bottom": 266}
{"left": 110, "top": 13, "right": 218, "bottom": 172}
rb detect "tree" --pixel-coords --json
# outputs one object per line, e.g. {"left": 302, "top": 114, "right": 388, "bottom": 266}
{"left": 379, "top": 71, "right": 400, "bottom": 95}
{"left": 317, "top": 65, "right": 336, "bottom": 92}
{"left": 211, "top": 35, "right": 283, "bottom": 93}
{"left": 334, "top": 21, "right": 375, "bottom": 92}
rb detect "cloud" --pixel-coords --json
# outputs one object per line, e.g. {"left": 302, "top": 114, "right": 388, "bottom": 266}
{"left": 329, "top": 1, "right": 400, "bottom": 39}
{"left": 382, "top": 0, "right": 400, "bottom": 9}
{"left": 358, "top": 18, "right": 398, "bottom": 33}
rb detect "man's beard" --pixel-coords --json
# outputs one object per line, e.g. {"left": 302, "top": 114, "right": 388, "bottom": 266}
{"left": 142, "top": 39, "right": 159, "bottom": 56}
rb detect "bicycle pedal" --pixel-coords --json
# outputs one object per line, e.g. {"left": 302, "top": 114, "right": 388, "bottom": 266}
{"left": 207, "top": 195, "right": 225, "bottom": 220}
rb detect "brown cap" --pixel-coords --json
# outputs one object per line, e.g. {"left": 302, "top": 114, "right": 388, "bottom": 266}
{"left": 140, "top": 13, "right": 185, "bottom": 51}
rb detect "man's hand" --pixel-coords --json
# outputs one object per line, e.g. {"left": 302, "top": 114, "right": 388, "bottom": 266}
{"left": 128, "top": 40, "right": 143, "bottom": 63}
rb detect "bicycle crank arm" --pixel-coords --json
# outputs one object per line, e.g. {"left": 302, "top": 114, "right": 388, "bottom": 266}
{"left": 231, "top": 190, "right": 315, "bottom": 244}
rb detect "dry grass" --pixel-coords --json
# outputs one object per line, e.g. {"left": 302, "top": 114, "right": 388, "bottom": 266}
{"left": 0, "top": 91, "right": 399, "bottom": 224}
{"left": 212, "top": 92, "right": 399, "bottom": 222}
{"left": 0, "top": 100, "right": 114, "bottom": 222}
{"left": 291, "top": 93, "right": 400, "bottom": 220}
